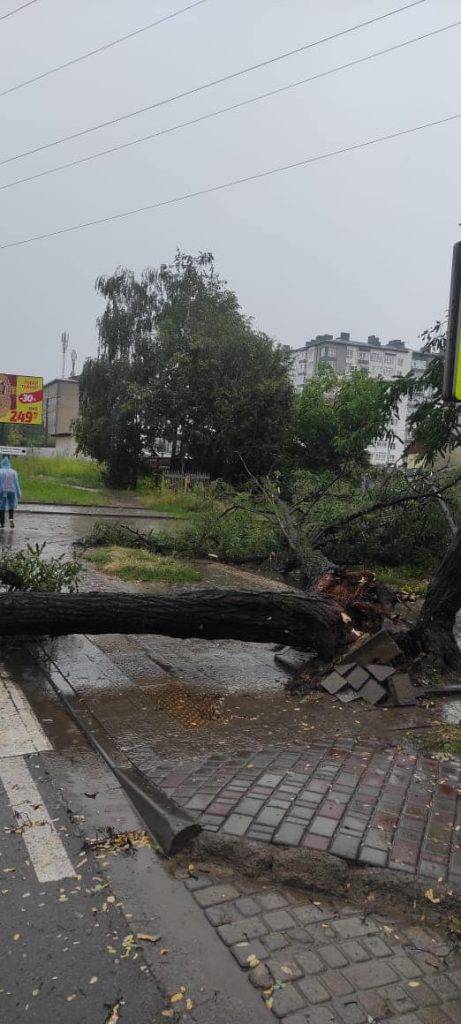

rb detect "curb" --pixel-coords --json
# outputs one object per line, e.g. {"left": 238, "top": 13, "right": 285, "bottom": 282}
{"left": 39, "top": 652, "right": 200, "bottom": 855}
{"left": 190, "top": 831, "right": 461, "bottom": 935}
{"left": 21, "top": 503, "right": 181, "bottom": 520}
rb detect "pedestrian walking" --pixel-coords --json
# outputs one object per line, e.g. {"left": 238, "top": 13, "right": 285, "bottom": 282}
{"left": 0, "top": 455, "right": 21, "bottom": 529}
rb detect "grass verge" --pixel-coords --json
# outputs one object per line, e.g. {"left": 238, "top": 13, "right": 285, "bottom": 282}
{"left": 85, "top": 545, "right": 202, "bottom": 584}
{"left": 411, "top": 725, "right": 461, "bottom": 760}
{"left": 17, "top": 456, "right": 200, "bottom": 514}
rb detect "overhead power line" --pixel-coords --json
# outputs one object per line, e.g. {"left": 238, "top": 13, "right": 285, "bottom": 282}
{"left": 0, "top": 0, "right": 208, "bottom": 98}
{"left": 0, "top": 0, "right": 429, "bottom": 168}
{"left": 1, "top": 19, "right": 458, "bottom": 194}
{"left": 1, "top": 111, "right": 459, "bottom": 252}
{"left": 0, "top": 0, "right": 40, "bottom": 22}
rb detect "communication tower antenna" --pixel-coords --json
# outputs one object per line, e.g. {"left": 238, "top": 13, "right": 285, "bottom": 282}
{"left": 61, "top": 331, "right": 69, "bottom": 377}
{"left": 70, "top": 349, "right": 77, "bottom": 377}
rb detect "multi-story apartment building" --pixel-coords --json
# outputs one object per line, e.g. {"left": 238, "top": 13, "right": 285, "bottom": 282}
{"left": 290, "top": 331, "right": 426, "bottom": 466}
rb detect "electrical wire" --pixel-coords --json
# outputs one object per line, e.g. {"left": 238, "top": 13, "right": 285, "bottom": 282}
{"left": 1, "top": 19, "right": 458, "bottom": 193}
{"left": 0, "top": 0, "right": 429, "bottom": 167}
{"left": 1, "top": 111, "right": 458, "bottom": 251}
{"left": 0, "top": 0, "right": 40, "bottom": 22}
{"left": 0, "top": 0, "right": 208, "bottom": 98}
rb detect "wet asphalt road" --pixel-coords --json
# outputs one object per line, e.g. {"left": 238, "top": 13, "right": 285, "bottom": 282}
{"left": 0, "top": 767, "right": 163, "bottom": 1023}
{"left": 0, "top": 650, "right": 269, "bottom": 1024}
{"left": 2, "top": 507, "right": 179, "bottom": 559}
{"left": 0, "top": 507, "right": 271, "bottom": 1024}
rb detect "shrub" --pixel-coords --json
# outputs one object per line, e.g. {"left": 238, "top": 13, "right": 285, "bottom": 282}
{"left": 317, "top": 479, "right": 450, "bottom": 569}
{"left": 0, "top": 543, "right": 81, "bottom": 592}
{"left": 174, "top": 501, "right": 279, "bottom": 562}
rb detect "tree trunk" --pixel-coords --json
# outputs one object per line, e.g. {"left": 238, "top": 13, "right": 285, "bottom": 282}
{"left": 0, "top": 587, "right": 346, "bottom": 660}
{"left": 408, "top": 524, "right": 461, "bottom": 668}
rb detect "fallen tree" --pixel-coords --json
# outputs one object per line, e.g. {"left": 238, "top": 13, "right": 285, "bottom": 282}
{"left": 0, "top": 587, "right": 347, "bottom": 660}
{"left": 406, "top": 523, "right": 461, "bottom": 669}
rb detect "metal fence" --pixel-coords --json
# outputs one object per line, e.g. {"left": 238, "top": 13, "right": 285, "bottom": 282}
{"left": 162, "top": 470, "right": 210, "bottom": 488}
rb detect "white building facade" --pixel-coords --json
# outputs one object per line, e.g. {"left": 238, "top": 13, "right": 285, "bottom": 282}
{"left": 290, "top": 331, "right": 426, "bottom": 466}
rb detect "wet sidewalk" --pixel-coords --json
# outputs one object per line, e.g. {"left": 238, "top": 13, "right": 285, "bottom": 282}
{"left": 23, "top": 630, "right": 461, "bottom": 892}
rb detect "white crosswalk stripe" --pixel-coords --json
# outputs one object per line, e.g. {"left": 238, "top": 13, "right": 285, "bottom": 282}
{"left": 0, "top": 674, "right": 51, "bottom": 756}
{"left": 0, "top": 671, "right": 75, "bottom": 882}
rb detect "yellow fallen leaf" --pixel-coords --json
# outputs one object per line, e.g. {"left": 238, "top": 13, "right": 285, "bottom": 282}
{"left": 136, "top": 933, "right": 160, "bottom": 943}
{"left": 171, "top": 992, "right": 184, "bottom": 1003}
{"left": 424, "top": 888, "right": 441, "bottom": 904}
{"left": 3, "top": 868, "right": 15, "bottom": 874}
{"left": 281, "top": 965, "right": 293, "bottom": 975}
{"left": 186, "top": 999, "right": 193, "bottom": 1010}
{"left": 247, "top": 954, "right": 260, "bottom": 968}
{"left": 265, "top": 997, "right": 273, "bottom": 1010}
{"left": 32, "top": 989, "right": 39, "bottom": 996}
{"left": 162, "top": 1012, "right": 174, "bottom": 1019}
{"left": 160, "top": 948, "right": 169, "bottom": 956}
{"left": 90, "top": 976, "right": 98, "bottom": 985}
{"left": 408, "top": 981, "right": 421, "bottom": 988}
{"left": 121, "top": 934, "right": 136, "bottom": 958}
{"left": 105, "top": 1002, "right": 121, "bottom": 1024}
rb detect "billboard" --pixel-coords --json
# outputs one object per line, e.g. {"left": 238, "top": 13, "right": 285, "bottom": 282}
{"left": 0, "top": 374, "right": 43, "bottom": 425}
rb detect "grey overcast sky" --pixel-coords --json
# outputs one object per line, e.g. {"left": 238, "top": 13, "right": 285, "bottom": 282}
{"left": 0, "top": 0, "right": 460, "bottom": 379}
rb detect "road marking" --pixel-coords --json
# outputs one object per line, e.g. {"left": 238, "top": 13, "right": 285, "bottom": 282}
{"left": 0, "top": 675, "right": 52, "bottom": 756}
{"left": 0, "top": 756, "right": 75, "bottom": 882}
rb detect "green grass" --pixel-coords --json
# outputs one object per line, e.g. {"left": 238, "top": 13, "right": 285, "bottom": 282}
{"left": 136, "top": 478, "right": 205, "bottom": 517}
{"left": 16, "top": 455, "right": 201, "bottom": 514}
{"left": 18, "top": 456, "right": 107, "bottom": 505}
{"left": 85, "top": 545, "right": 202, "bottom": 584}
{"left": 20, "top": 456, "right": 104, "bottom": 488}
{"left": 411, "top": 725, "right": 461, "bottom": 760}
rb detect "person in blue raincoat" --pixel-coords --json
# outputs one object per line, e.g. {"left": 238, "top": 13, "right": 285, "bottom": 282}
{"left": 0, "top": 456, "right": 21, "bottom": 528}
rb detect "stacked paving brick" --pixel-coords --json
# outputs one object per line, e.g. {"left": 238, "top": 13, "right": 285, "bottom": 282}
{"left": 321, "top": 663, "right": 416, "bottom": 706}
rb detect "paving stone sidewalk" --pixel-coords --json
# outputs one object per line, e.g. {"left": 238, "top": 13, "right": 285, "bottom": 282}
{"left": 177, "top": 863, "right": 461, "bottom": 1022}
{"left": 151, "top": 739, "right": 461, "bottom": 889}
{"left": 34, "top": 627, "right": 461, "bottom": 890}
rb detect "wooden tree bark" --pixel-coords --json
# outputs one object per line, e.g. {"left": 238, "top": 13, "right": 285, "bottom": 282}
{"left": 0, "top": 587, "right": 345, "bottom": 660}
{"left": 408, "top": 525, "right": 461, "bottom": 668}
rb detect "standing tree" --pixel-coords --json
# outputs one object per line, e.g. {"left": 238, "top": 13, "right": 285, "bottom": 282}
{"left": 294, "top": 363, "right": 398, "bottom": 471}
{"left": 75, "top": 252, "right": 293, "bottom": 485}
{"left": 387, "top": 323, "right": 461, "bottom": 667}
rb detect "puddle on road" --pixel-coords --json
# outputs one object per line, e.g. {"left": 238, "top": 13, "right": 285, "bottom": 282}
{"left": 0, "top": 510, "right": 180, "bottom": 559}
